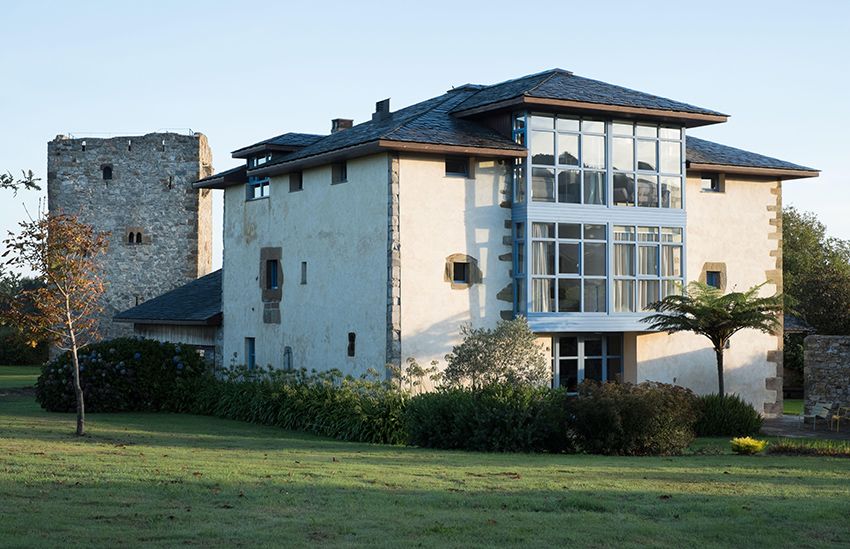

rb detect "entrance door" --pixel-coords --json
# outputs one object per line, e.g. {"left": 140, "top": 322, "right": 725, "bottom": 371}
{"left": 552, "top": 334, "right": 623, "bottom": 391}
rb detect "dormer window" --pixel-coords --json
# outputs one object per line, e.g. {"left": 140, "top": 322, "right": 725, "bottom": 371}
{"left": 250, "top": 154, "right": 271, "bottom": 168}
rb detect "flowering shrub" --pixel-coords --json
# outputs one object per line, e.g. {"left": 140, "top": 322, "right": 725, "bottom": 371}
{"left": 36, "top": 337, "right": 208, "bottom": 412}
{"left": 730, "top": 436, "right": 768, "bottom": 455}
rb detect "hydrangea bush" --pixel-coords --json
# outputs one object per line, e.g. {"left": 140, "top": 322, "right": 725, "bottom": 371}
{"left": 36, "top": 337, "right": 208, "bottom": 413}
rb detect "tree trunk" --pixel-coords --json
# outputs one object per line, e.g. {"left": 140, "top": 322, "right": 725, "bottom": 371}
{"left": 715, "top": 347, "right": 725, "bottom": 397}
{"left": 70, "top": 342, "right": 85, "bottom": 436}
{"left": 66, "top": 305, "right": 85, "bottom": 436}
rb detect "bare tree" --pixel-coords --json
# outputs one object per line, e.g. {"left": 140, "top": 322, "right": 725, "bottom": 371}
{"left": 2, "top": 212, "right": 108, "bottom": 435}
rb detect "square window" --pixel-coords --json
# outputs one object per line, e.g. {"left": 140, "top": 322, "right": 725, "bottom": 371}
{"left": 331, "top": 162, "right": 347, "bottom": 184}
{"left": 445, "top": 156, "right": 469, "bottom": 177}
{"left": 701, "top": 173, "right": 723, "bottom": 193}
{"left": 557, "top": 279, "right": 581, "bottom": 312}
{"left": 289, "top": 172, "right": 303, "bottom": 192}
{"left": 453, "top": 262, "right": 469, "bottom": 284}
{"left": 706, "top": 271, "right": 722, "bottom": 289}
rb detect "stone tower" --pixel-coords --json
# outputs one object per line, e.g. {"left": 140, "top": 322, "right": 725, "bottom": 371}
{"left": 47, "top": 132, "right": 213, "bottom": 339}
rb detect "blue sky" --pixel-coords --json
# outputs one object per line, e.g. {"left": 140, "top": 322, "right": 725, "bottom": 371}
{"left": 1, "top": 0, "right": 847, "bottom": 270}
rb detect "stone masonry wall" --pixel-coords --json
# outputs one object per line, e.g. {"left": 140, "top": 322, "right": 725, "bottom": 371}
{"left": 47, "top": 132, "right": 213, "bottom": 340}
{"left": 804, "top": 335, "right": 850, "bottom": 414}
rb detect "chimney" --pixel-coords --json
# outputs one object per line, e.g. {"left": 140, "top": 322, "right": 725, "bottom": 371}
{"left": 372, "top": 98, "right": 391, "bottom": 122}
{"left": 331, "top": 118, "right": 354, "bottom": 133}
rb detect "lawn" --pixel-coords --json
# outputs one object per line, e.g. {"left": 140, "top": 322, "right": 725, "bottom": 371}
{"left": 0, "top": 365, "right": 40, "bottom": 389}
{"left": 1, "top": 389, "right": 849, "bottom": 546}
{"left": 785, "top": 399, "right": 804, "bottom": 415}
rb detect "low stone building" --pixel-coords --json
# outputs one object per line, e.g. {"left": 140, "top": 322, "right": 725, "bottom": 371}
{"left": 114, "top": 270, "right": 222, "bottom": 365}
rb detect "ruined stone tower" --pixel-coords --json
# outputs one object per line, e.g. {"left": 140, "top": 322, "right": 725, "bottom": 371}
{"left": 47, "top": 132, "right": 213, "bottom": 339}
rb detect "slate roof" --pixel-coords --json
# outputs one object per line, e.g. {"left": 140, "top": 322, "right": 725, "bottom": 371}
{"left": 784, "top": 313, "right": 815, "bottom": 334}
{"left": 686, "top": 137, "right": 818, "bottom": 173}
{"left": 195, "top": 164, "right": 245, "bottom": 185}
{"left": 256, "top": 89, "right": 525, "bottom": 168}
{"left": 449, "top": 69, "right": 727, "bottom": 117}
{"left": 114, "top": 270, "right": 222, "bottom": 326}
{"left": 232, "top": 132, "right": 324, "bottom": 155}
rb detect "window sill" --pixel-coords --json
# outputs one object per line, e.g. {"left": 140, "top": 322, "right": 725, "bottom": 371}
{"left": 246, "top": 196, "right": 270, "bottom": 202}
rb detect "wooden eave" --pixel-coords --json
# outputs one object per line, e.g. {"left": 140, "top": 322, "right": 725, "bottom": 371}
{"left": 687, "top": 162, "right": 819, "bottom": 180}
{"left": 453, "top": 96, "right": 729, "bottom": 128}
{"left": 250, "top": 140, "right": 525, "bottom": 177}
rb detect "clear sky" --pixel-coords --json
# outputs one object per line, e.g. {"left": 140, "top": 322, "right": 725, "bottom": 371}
{"left": 1, "top": 0, "right": 848, "bottom": 271}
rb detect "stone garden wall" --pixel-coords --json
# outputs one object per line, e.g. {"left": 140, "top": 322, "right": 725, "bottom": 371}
{"left": 804, "top": 335, "right": 850, "bottom": 414}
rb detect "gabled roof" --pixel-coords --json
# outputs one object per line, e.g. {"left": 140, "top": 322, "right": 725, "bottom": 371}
{"left": 248, "top": 89, "right": 526, "bottom": 177}
{"left": 686, "top": 137, "right": 819, "bottom": 179}
{"left": 231, "top": 132, "right": 325, "bottom": 159}
{"left": 114, "top": 270, "right": 222, "bottom": 326}
{"left": 784, "top": 313, "right": 815, "bottom": 334}
{"left": 449, "top": 69, "right": 728, "bottom": 125}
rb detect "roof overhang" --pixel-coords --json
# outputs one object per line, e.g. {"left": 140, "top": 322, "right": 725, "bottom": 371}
{"left": 113, "top": 312, "right": 223, "bottom": 327}
{"left": 453, "top": 96, "right": 729, "bottom": 128}
{"left": 687, "top": 162, "right": 819, "bottom": 180}
{"left": 194, "top": 166, "right": 247, "bottom": 189}
{"left": 250, "top": 139, "right": 526, "bottom": 177}
{"left": 232, "top": 144, "right": 306, "bottom": 159}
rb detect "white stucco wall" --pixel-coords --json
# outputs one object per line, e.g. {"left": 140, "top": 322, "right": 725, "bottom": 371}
{"left": 398, "top": 156, "right": 512, "bottom": 370}
{"left": 636, "top": 174, "right": 781, "bottom": 412}
{"left": 221, "top": 154, "right": 389, "bottom": 376}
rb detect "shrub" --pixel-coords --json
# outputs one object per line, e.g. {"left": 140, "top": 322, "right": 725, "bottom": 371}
{"left": 443, "top": 318, "right": 549, "bottom": 389}
{"left": 567, "top": 382, "right": 700, "bottom": 456}
{"left": 404, "top": 384, "right": 574, "bottom": 453}
{"left": 731, "top": 436, "right": 768, "bottom": 455}
{"left": 766, "top": 438, "right": 850, "bottom": 458}
{"left": 0, "top": 326, "right": 48, "bottom": 365}
{"left": 189, "top": 367, "right": 409, "bottom": 445}
{"left": 694, "top": 394, "right": 763, "bottom": 437}
{"left": 36, "top": 338, "right": 208, "bottom": 412}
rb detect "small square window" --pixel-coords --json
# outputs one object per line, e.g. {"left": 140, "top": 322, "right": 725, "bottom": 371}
{"left": 331, "top": 162, "right": 347, "bottom": 184}
{"left": 706, "top": 271, "right": 722, "bottom": 289}
{"left": 266, "top": 259, "right": 279, "bottom": 290}
{"left": 289, "top": 171, "right": 303, "bottom": 192}
{"left": 247, "top": 176, "right": 269, "bottom": 200}
{"left": 453, "top": 262, "right": 469, "bottom": 284}
{"left": 701, "top": 173, "right": 723, "bottom": 193}
{"left": 445, "top": 156, "right": 469, "bottom": 177}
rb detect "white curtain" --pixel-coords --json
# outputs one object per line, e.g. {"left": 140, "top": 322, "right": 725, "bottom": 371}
{"left": 614, "top": 244, "right": 633, "bottom": 276}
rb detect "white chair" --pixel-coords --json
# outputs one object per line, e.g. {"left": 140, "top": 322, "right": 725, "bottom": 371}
{"left": 803, "top": 402, "right": 834, "bottom": 431}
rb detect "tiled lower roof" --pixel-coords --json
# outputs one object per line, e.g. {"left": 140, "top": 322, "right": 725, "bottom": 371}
{"left": 686, "top": 137, "right": 817, "bottom": 173}
{"left": 114, "top": 270, "right": 222, "bottom": 326}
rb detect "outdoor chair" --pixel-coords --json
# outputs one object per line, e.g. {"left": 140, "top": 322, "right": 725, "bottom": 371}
{"left": 832, "top": 405, "right": 850, "bottom": 432}
{"left": 803, "top": 402, "right": 835, "bottom": 431}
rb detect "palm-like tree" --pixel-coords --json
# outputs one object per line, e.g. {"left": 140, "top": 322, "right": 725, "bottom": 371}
{"left": 642, "top": 282, "right": 783, "bottom": 396}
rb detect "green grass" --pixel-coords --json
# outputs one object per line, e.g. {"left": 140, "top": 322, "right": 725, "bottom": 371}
{"left": 785, "top": 399, "right": 804, "bottom": 415}
{"left": 1, "top": 395, "right": 850, "bottom": 547}
{"left": 0, "top": 365, "right": 40, "bottom": 389}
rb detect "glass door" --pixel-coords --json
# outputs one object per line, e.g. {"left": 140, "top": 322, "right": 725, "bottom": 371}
{"left": 552, "top": 334, "right": 623, "bottom": 391}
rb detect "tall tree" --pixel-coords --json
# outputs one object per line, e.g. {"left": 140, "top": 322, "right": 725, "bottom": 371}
{"left": 642, "top": 282, "right": 783, "bottom": 396}
{"left": 783, "top": 206, "right": 850, "bottom": 335}
{"left": 2, "top": 213, "right": 108, "bottom": 435}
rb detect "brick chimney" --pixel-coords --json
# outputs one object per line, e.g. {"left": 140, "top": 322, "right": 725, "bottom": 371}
{"left": 372, "top": 98, "right": 391, "bottom": 122}
{"left": 331, "top": 118, "right": 353, "bottom": 133}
